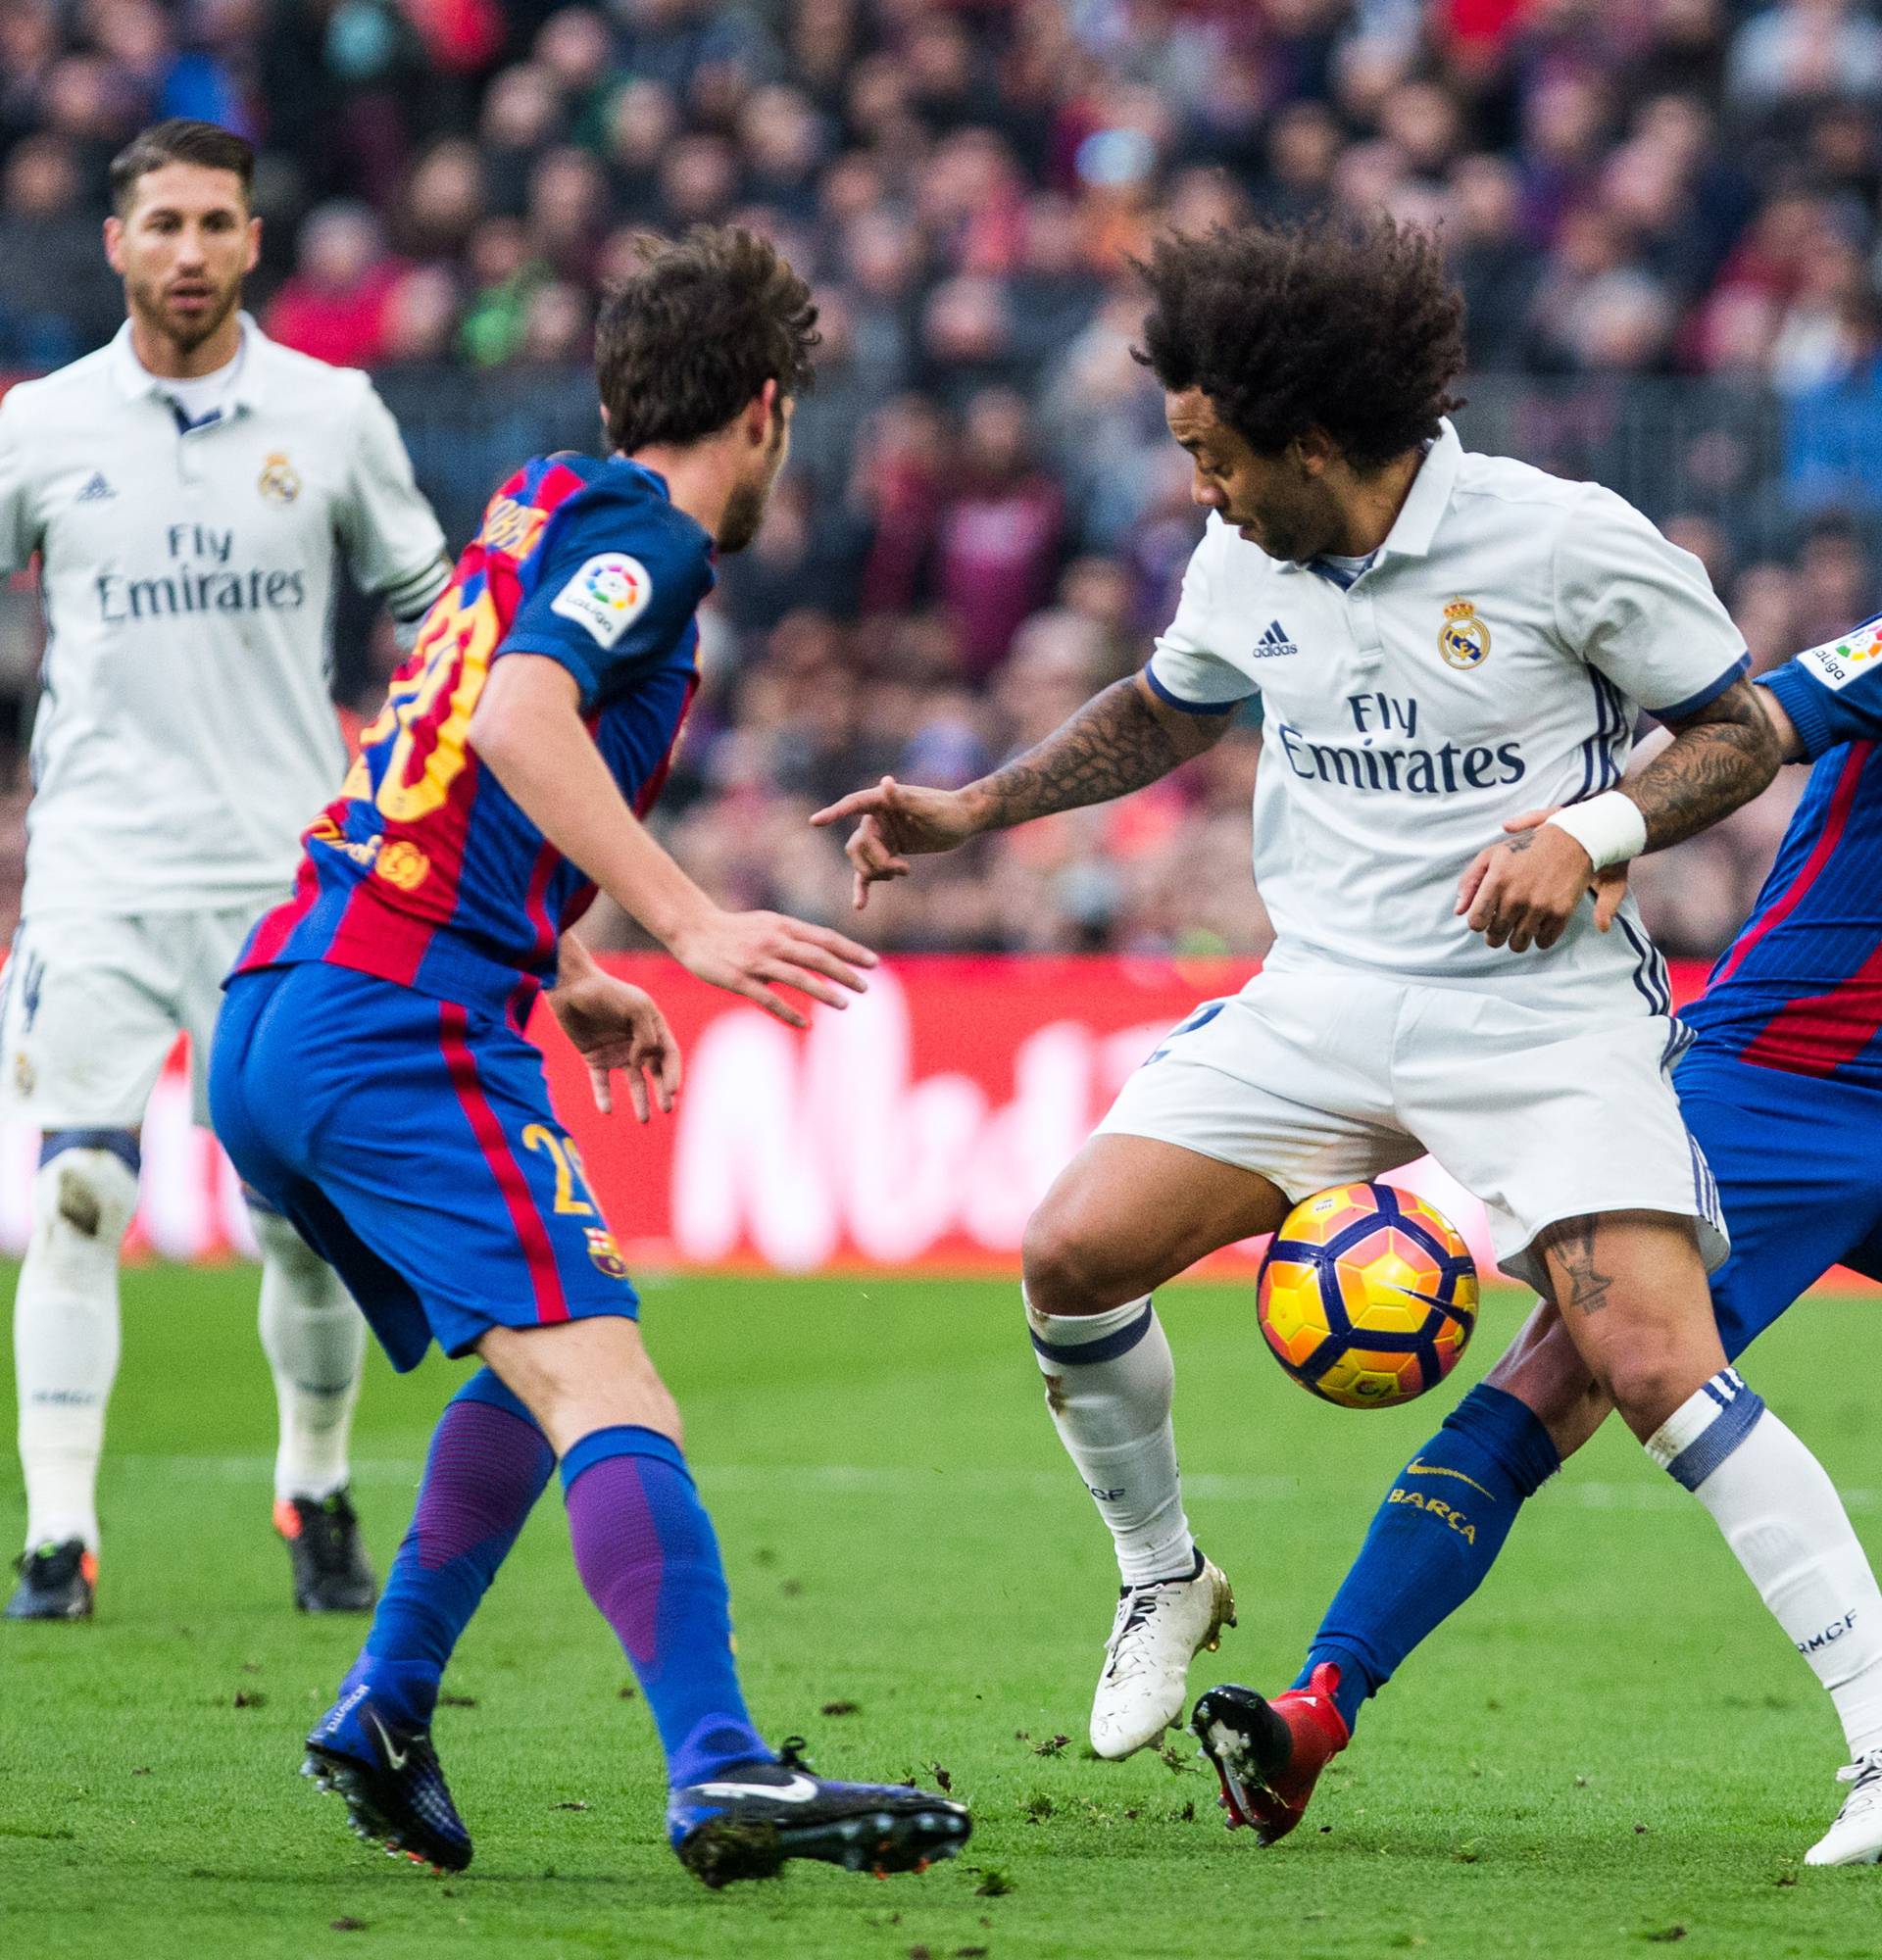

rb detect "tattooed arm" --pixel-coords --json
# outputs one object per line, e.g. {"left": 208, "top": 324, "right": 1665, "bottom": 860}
{"left": 969, "top": 673, "right": 1231, "bottom": 825}
{"left": 1461, "top": 676, "right": 1780, "bottom": 954}
{"left": 810, "top": 672, "right": 1232, "bottom": 909}
{"left": 1621, "top": 675, "right": 1782, "bottom": 850}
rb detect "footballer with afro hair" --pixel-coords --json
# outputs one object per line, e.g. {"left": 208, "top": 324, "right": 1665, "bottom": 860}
{"left": 1133, "top": 215, "right": 1467, "bottom": 564}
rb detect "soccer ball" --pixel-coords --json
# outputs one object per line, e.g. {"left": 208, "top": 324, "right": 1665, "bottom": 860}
{"left": 1257, "top": 1183, "right": 1478, "bottom": 1409}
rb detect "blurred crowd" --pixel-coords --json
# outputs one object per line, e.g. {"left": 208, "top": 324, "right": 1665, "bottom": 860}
{"left": 4, "top": 0, "right": 1882, "bottom": 959}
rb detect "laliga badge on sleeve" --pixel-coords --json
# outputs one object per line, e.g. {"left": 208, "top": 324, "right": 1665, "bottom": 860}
{"left": 551, "top": 553, "right": 654, "bottom": 650}
{"left": 1797, "top": 620, "right": 1882, "bottom": 692}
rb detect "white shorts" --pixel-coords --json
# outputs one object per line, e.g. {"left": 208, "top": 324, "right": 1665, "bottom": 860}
{"left": 0, "top": 905, "right": 264, "bottom": 1131}
{"left": 1097, "top": 968, "right": 1728, "bottom": 1293}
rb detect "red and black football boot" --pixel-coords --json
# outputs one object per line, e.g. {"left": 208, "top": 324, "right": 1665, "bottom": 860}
{"left": 1190, "top": 1661, "right": 1350, "bottom": 1843}
{"left": 275, "top": 1489, "right": 377, "bottom": 1613}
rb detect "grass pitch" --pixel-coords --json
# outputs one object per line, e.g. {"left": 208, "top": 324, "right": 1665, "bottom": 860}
{"left": 4, "top": 1267, "right": 1882, "bottom": 1959}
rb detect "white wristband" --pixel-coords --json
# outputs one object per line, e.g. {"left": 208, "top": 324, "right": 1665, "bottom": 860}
{"left": 1544, "top": 791, "right": 1647, "bottom": 871}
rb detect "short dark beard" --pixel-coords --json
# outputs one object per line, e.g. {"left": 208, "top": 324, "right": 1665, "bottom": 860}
{"left": 716, "top": 478, "right": 768, "bottom": 553}
{"left": 1241, "top": 509, "right": 1320, "bottom": 564}
{"left": 129, "top": 277, "right": 242, "bottom": 359}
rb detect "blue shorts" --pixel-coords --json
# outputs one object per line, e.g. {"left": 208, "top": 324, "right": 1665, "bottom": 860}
{"left": 210, "top": 962, "right": 638, "bottom": 1371}
{"left": 1675, "top": 1043, "right": 1882, "bottom": 1360}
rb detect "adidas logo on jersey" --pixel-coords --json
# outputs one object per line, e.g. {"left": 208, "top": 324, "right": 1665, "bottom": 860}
{"left": 74, "top": 472, "right": 116, "bottom": 504}
{"left": 1252, "top": 618, "right": 1300, "bottom": 659}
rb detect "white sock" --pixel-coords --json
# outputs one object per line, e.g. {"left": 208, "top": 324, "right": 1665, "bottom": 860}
{"left": 1650, "top": 1368, "right": 1882, "bottom": 1760}
{"left": 1027, "top": 1290, "right": 1195, "bottom": 1587}
{"left": 253, "top": 1209, "right": 365, "bottom": 1503}
{"left": 14, "top": 1148, "right": 139, "bottom": 1552}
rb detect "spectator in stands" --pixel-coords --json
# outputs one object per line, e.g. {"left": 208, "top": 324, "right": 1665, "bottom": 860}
{"left": 1727, "top": 0, "right": 1882, "bottom": 116}
{"left": 934, "top": 388, "right": 1065, "bottom": 680}
{"left": 266, "top": 201, "right": 402, "bottom": 368}
{"left": 0, "top": 133, "right": 118, "bottom": 364}
{"left": 0, "top": 0, "right": 1879, "bottom": 962}
{"left": 399, "top": 140, "right": 486, "bottom": 266}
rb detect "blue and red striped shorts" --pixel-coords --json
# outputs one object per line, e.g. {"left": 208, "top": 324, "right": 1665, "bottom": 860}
{"left": 210, "top": 961, "right": 637, "bottom": 1371}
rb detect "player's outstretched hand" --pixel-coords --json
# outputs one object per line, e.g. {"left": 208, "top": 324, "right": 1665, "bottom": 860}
{"left": 668, "top": 906, "right": 877, "bottom": 1029}
{"left": 550, "top": 971, "right": 683, "bottom": 1121}
{"left": 1456, "top": 805, "right": 1624, "bottom": 952}
{"left": 810, "top": 776, "right": 983, "bottom": 910}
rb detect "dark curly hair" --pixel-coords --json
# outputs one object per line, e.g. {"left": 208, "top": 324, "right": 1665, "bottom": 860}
{"left": 597, "top": 225, "right": 819, "bottom": 452}
{"left": 1133, "top": 217, "right": 1465, "bottom": 469}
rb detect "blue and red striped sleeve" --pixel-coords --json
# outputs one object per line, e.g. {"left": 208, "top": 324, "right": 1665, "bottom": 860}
{"left": 495, "top": 483, "right": 715, "bottom": 710}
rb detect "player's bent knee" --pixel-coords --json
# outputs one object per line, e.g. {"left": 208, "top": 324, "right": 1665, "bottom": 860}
{"left": 1560, "top": 1296, "right": 1719, "bottom": 1431}
{"left": 1598, "top": 1348, "right": 1707, "bottom": 1437}
{"left": 479, "top": 1316, "right": 682, "bottom": 1456}
{"left": 1021, "top": 1202, "right": 1145, "bottom": 1317}
{"left": 33, "top": 1141, "right": 140, "bottom": 1262}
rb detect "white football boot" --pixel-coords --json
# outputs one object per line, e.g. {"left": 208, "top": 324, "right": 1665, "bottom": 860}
{"left": 1089, "top": 1551, "right": 1236, "bottom": 1760}
{"left": 1806, "top": 1751, "right": 1882, "bottom": 1866}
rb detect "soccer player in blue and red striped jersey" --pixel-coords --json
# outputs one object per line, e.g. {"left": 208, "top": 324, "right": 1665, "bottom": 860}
{"left": 1191, "top": 617, "right": 1882, "bottom": 1866}
{"left": 207, "top": 227, "right": 968, "bottom": 1886}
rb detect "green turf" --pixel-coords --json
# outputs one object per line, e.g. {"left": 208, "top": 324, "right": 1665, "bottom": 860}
{"left": 3, "top": 1267, "right": 1882, "bottom": 1957}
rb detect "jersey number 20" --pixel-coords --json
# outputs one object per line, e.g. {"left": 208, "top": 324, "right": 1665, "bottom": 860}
{"left": 355, "top": 583, "right": 500, "bottom": 823}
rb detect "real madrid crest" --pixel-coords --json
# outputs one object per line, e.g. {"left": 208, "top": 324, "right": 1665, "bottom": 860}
{"left": 258, "top": 451, "right": 302, "bottom": 506}
{"left": 1439, "top": 596, "right": 1489, "bottom": 669}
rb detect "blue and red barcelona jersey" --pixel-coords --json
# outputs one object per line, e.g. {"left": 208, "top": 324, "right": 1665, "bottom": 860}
{"left": 235, "top": 454, "right": 714, "bottom": 1022}
{"left": 1683, "top": 614, "right": 1882, "bottom": 1087}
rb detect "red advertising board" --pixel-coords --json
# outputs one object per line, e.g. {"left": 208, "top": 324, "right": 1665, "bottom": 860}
{"left": 29, "top": 952, "right": 1807, "bottom": 1286}
{"left": 538, "top": 953, "right": 1723, "bottom": 1282}
{"left": 552, "top": 955, "right": 1266, "bottom": 1274}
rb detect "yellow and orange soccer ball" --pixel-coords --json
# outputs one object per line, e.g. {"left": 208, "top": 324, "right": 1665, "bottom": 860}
{"left": 1257, "top": 1183, "right": 1479, "bottom": 1409}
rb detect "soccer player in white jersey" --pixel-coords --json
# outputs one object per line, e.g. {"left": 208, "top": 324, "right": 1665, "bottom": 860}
{"left": 816, "top": 217, "right": 1882, "bottom": 1842}
{"left": 0, "top": 121, "right": 452, "bottom": 1620}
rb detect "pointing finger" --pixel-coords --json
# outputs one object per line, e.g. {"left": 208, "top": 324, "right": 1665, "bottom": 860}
{"left": 810, "top": 775, "right": 902, "bottom": 828}
{"left": 811, "top": 787, "right": 889, "bottom": 828}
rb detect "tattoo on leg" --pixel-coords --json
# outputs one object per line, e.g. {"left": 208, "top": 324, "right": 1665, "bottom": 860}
{"left": 1543, "top": 1215, "right": 1615, "bottom": 1316}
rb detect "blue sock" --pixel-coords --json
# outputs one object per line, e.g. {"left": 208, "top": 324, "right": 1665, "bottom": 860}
{"left": 1295, "top": 1384, "right": 1560, "bottom": 1737}
{"left": 338, "top": 1368, "right": 555, "bottom": 1729}
{"left": 562, "top": 1426, "right": 771, "bottom": 1790}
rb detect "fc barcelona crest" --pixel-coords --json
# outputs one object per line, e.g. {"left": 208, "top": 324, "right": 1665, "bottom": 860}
{"left": 585, "top": 1227, "right": 629, "bottom": 1279}
{"left": 1439, "top": 596, "right": 1490, "bottom": 669}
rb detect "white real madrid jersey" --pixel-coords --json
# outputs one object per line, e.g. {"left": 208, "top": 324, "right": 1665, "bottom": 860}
{"left": 0, "top": 316, "right": 449, "bottom": 917}
{"left": 1146, "top": 420, "right": 1749, "bottom": 1016}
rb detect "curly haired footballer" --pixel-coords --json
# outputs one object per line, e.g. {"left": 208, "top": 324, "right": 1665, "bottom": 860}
{"left": 1133, "top": 216, "right": 1465, "bottom": 467}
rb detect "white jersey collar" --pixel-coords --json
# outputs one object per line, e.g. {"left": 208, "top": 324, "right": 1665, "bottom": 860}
{"left": 107, "top": 311, "right": 268, "bottom": 415}
{"left": 1373, "top": 417, "right": 1461, "bottom": 562}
